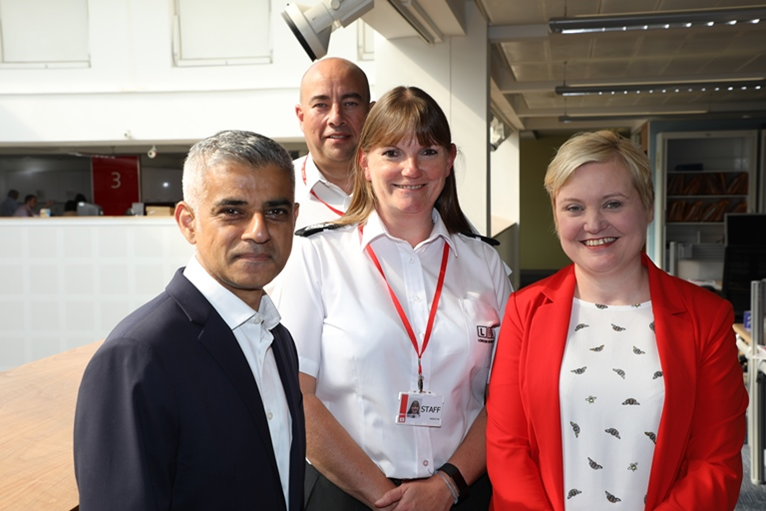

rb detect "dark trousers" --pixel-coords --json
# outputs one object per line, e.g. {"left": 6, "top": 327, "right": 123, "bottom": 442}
{"left": 304, "top": 461, "right": 492, "bottom": 511}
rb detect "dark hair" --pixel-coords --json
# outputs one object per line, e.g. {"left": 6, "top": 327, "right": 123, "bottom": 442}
{"left": 7, "top": 189, "right": 18, "bottom": 199}
{"left": 64, "top": 200, "right": 78, "bottom": 212}
{"left": 24, "top": 194, "right": 36, "bottom": 203}
{"left": 182, "top": 130, "right": 295, "bottom": 210}
{"left": 338, "top": 86, "right": 472, "bottom": 234}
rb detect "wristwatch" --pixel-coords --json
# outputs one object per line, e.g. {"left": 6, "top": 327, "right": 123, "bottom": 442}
{"left": 438, "top": 463, "right": 469, "bottom": 503}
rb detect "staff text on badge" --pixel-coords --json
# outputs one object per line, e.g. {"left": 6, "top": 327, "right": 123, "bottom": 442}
{"left": 396, "top": 392, "right": 444, "bottom": 427}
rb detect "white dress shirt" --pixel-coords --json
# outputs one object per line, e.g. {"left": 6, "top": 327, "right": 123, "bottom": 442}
{"left": 183, "top": 256, "right": 292, "bottom": 508}
{"left": 293, "top": 154, "right": 352, "bottom": 230}
{"left": 271, "top": 210, "right": 512, "bottom": 479}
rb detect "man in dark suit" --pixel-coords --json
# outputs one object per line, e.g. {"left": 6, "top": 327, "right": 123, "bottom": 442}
{"left": 74, "top": 130, "right": 305, "bottom": 511}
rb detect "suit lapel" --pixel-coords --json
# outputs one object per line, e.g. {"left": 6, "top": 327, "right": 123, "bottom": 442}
{"left": 196, "top": 322, "right": 277, "bottom": 441}
{"left": 271, "top": 326, "right": 305, "bottom": 511}
{"left": 644, "top": 258, "right": 695, "bottom": 508}
{"left": 165, "top": 270, "right": 283, "bottom": 488}
{"left": 526, "top": 267, "right": 576, "bottom": 511}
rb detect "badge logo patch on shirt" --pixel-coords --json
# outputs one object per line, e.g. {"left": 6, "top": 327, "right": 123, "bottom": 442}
{"left": 476, "top": 325, "right": 495, "bottom": 343}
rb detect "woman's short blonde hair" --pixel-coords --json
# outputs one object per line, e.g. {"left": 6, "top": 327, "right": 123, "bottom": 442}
{"left": 544, "top": 130, "right": 654, "bottom": 212}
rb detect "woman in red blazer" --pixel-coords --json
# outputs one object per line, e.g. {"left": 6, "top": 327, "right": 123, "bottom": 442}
{"left": 486, "top": 131, "right": 747, "bottom": 510}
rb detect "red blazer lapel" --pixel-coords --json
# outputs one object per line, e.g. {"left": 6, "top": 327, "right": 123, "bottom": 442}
{"left": 525, "top": 266, "right": 577, "bottom": 511}
{"left": 644, "top": 257, "right": 696, "bottom": 508}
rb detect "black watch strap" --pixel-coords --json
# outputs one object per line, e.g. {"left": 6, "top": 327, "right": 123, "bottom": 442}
{"left": 438, "top": 463, "right": 469, "bottom": 502}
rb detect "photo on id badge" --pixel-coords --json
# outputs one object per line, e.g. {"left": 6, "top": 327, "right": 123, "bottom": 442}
{"left": 397, "top": 392, "right": 444, "bottom": 426}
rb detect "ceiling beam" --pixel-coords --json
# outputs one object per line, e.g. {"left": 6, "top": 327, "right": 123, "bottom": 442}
{"left": 522, "top": 117, "right": 644, "bottom": 132}
{"left": 488, "top": 23, "right": 549, "bottom": 42}
{"left": 490, "top": 80, "right": 524, "bottom": 131}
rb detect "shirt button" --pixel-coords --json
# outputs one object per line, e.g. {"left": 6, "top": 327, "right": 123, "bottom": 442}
{"left": 267, "top": 412, "right": 273, "bottom": 420}
{"left": 409, "top": 257, "right": 415, "bottom": 264}
{"left": 423, "top": 460, "right": 429, "bottom": 467}
{"left": 413, "top": 295, "right": 421, "bottom": 303}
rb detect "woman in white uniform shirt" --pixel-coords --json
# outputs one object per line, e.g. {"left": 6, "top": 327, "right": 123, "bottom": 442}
{"left": 273, "top": 86, "right": 512, "bottom": 510}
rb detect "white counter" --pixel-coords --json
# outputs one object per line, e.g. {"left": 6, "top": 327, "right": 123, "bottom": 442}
{"left": 0, "top": 217, "right": 194, "bottom": 371}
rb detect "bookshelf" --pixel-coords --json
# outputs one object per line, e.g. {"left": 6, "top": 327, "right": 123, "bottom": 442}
{"left": 655, "top": 130, "right": 759, "bottom": 282}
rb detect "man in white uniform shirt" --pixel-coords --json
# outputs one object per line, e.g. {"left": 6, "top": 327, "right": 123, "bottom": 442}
{"left": 74, "top": 130, "right": 306, "bottom": 511}
{"left": 293, "top": 57, "right": 373, "bottom": 230}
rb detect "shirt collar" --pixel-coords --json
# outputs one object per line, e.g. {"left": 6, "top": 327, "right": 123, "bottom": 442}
{"left": 183, "top": 256, "right": 281, "bottom": 331}
{"left": 300, "top": 154, "right": 328, "bottom": 196}
{"left": 360, "top": 209, "right": 456, "bottom": 255}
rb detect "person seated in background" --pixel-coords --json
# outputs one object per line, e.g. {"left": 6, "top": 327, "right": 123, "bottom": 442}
{"left": 1, "top": 189, "right": 19, "bottom": 216}
{"left": 62, "top": 200, "right": 78, "bottom": 216}
{"left": 272, "top": 85, "right": 513, "bottom": 510}
{"left": 13, "top": 194, "right": 38, "bottom": 217}
{"left": 486, "top": 130, "right": 747, "bottom": 511}
{"left": 71, "top": 193, "right": 104, "bottom": 216}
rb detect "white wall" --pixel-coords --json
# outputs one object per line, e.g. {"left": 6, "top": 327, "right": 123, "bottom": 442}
{"left": 0, "top": 0, "right": 523, "bottom": 368}
{"left": 0, "top": 0, "right": 373, "bottom": 147}
{"left": 491, "top": 131, "right": 520, "bottom": 289}
{"left": 0, "top": 217, "right": 194, "bottom": 371}
{"left": 491, "top": 132, "right": 520, "bottom": 236}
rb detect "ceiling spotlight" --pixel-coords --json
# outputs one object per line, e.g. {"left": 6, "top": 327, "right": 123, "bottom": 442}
{"left": 147, "top": 145, "right": 157, "bottom": 159}
{"left": 282, "top": 0, "right": 374, "bottom": 61}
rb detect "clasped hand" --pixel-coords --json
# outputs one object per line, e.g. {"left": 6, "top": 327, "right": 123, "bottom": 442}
{"left": 374, "top": 475, "right": 455, "bottom": 511}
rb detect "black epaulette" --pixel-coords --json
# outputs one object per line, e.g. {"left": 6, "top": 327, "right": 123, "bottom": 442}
{"left": 295, "top": 222, "right": 344, "bottom": 237}
{"left": 460, "top": 231, "right": 500, "bottom": 246}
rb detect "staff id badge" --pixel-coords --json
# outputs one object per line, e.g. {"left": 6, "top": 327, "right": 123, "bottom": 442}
{"left": 396, "top": 392, "right": 444, "bottom": 427}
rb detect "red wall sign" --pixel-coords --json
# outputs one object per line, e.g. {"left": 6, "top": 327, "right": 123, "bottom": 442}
{"left": 92, "top": 156, "right": 140, "bottom": 216}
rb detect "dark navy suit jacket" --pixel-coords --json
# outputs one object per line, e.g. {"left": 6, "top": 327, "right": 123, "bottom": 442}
{"left": 74, "top": 269, "right": 305, "bottom": 511}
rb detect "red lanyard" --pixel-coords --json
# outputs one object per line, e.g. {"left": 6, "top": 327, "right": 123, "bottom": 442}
{"left": 364, "top": 236, "right": 450, "bottom": 392}
{"left": 301, "top": 157, "right": 345, "bottom": 217}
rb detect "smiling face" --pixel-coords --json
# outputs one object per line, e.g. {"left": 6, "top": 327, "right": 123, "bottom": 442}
{"left": 296, "top": 58, "right": 371, "bottom": 177}
{"left": 554, "top": 159, "right": 652, "bottom": 280}
{"left": 361, "top": 137, "right": 455, "bottom": 229}
{"left": 176, "top": 162, "right": 298, "bottom": 309}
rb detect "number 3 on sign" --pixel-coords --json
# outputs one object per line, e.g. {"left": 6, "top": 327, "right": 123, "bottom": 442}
{"left": 111, "top": 171, "right": 122, "bottom": 189}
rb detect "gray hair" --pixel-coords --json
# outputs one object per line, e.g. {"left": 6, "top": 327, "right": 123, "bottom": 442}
{"left": 182, "top": 130, "right": 295, "bottom": 210}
